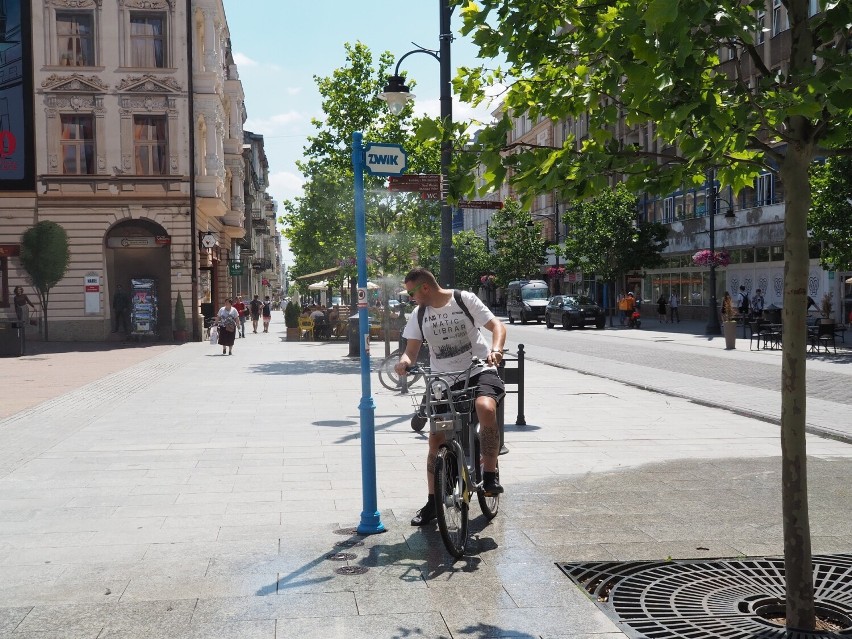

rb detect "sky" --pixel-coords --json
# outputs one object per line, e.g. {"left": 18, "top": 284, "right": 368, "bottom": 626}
{"left": 220, "top": 1, "right": 502, "bottom": 260}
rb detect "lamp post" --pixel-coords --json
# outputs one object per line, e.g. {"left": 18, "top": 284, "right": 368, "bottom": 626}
{"left": 379, "top": 0, "right": 454, "bottom": 287}
{"left": 706, "top": 169, "right": 722, "bottom": 336}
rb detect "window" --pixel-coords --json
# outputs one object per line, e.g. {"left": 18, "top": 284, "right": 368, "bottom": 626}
{"left": 772, "top": 0, "right": 783, "bottom": 36}
{"left": 60, "top": 115, "right": 95, "bottom": 175}
{"left": 755, "top": 174, "right": 774, "bottom": 206}
{"left": 57, "top": 12, "right": 94, "bottom": 67}
{"left": 130, "top": 13, "right": 166, "bottom": 67}
{"left": 808, "top": 0, "right": 820, "bottom": 17}
{"left": 133, "top": 116, "right": 168, "bottom": 175}
{"left": 757, "top": 11, "right": 766, "bottom": 44}
{"left": 663, "top": 197, "right": 674, "bottom": 223}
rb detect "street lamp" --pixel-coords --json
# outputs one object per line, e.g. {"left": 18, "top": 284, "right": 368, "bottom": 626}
{"left": 379, "top": 0, "right": 455, "bottom": 287}
{"left": 705, "top": 170, "right": 735, "bottom": 336}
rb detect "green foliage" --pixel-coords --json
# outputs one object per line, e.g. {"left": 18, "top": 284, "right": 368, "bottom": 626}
{"left": 284, "top": 301, "right": 301, "bottom": 328}
{"left": 810, "top": 156, "right": 852, "bottom": 271}
{"left": 561, "top": 184, "right": 668, "bottom": 281}
{"left": 488, "top": 199, "right": 548, "bottom": 284}
{"left": 282, "top": 42, "right": 442, "bottom": 282}
{"left": 452, "top": 230, "right": 492, "bottom": 289}
{"left": 173, "top": 293, "right": 187, "bottom": 331}
{"left": 20, "top": 221, "right": 71, "bottom": 341}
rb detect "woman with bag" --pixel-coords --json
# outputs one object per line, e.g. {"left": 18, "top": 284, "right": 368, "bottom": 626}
{"left": 217, "top": 298, "right": 239, "bottom": 355}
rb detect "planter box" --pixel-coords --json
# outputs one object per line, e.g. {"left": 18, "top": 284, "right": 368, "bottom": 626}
{"left": 286, "top": 327, "right": 300, "bottom": 341}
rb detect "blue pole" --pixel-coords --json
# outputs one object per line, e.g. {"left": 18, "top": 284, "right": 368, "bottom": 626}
{"left": 352, "top": 132, "right": 385, "bottom": 535}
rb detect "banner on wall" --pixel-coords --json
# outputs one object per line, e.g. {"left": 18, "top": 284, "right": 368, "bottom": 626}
{"left": 0, "top": 0, "right": 35, "bottom": 190}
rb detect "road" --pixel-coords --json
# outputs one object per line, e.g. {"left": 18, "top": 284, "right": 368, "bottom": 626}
{"left": 500, "top": 317, "right": 852, "bottom": 441}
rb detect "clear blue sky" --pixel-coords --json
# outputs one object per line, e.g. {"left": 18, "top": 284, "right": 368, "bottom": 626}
{"left": 221, "top": 1, "right": 500, "bottom": 212}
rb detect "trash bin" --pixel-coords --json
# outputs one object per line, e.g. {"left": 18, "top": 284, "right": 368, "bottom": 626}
{"left": 0, "top": 320, "right": 26, "bottom": 357}
{"left": 347, "top": 314, "right": 360, "bottom": 357}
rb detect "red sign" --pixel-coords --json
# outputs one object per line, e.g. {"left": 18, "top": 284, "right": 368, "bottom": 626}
{"left": 155, "top": 235, "right": 171, "bottom": 246}
{"left": 0, "top": 244, "right": 20, "bottom": 257}
{"left": 85, "top": 285, "right": 99, "bottom": 292}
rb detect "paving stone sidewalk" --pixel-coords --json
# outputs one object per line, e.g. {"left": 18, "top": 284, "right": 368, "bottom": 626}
{"left": 0, "top": 315, "right": 850, "bottom": 638}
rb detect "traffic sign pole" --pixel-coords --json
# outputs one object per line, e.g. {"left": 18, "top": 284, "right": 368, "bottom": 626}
{"left": 351, "top": 132, "right": 385, "bottom": 536}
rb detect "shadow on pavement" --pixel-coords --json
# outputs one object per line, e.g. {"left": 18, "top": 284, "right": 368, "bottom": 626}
{"left": 248, "top": 359, "right": 361, "bottom": 376}
{"left": 23, "top": 340, "right": 174, "bottom": 356}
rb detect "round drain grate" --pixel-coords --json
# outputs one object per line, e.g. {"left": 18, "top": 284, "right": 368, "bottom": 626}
{"left": 335, "top": 565, "right": 369, "bottom": 575}
{"left": 335, "top": 540, "right": 364, "bottom": 548}
{"left": 326, "top": 552, "right": 357, "bottom": 562}
{"left": 560, "top": 553, "right": 852, "bottom": 639}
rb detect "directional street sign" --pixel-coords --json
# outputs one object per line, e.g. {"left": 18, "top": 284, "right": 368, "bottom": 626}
{"left": 388, "top": 173, "right": 441, "bottom": 200}
{"left": 364, "top": 143, "right": 408, "bottom": 176}
{"left": 459, "top": 200, "right": 504, "bottom": 210}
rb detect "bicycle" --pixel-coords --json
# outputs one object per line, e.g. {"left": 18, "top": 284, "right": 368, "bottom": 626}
{"left": 376, "top": 342, "right": 429, "bottom": 393}
{"left": 406, "top": 358, "right": 500, "bottom": 558}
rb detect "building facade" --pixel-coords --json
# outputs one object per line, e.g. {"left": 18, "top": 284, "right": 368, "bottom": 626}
{"left": 0, "top": 0, "right": 280, "bottom": 341}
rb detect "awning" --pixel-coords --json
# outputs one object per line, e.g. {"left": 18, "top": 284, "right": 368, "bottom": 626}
{"left": 295, "top": 266, "right": 340, "bottom": 281}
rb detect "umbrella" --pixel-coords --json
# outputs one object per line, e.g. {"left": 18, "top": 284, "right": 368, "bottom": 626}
{"left": 366, "top": 281, "right": 380, "bottom": 290}
{"left": 846, "top": 277, "right": 852, "bottom": 284}
{"left": 307, "top": 280, "right": 328, "bottom": 290}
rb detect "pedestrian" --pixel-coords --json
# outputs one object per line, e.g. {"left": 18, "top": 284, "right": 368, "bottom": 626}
{"left": 262, "top": 296, "right": 272, "bottom": 332}
{"left": 233, "top": 295, "right": 247, "bottom": 338}
{"left": 111, "top": 284, "right": 130, "bottom": 334}
{"left": 737, "top": 285, "right": 750, "bottom": 317}
{"left": 249, "top": 294, "right": 262, "bottom": 333}
{"left": 12, "top": 286, "right": 36, "bottom": 323}
{"left": 751, "top": 289, "right": 764, "bottom": 319}
{"left": 217, "top": 298, "right": 238, "bottom": 355}
{"left": 656, "top": 293, "right": 667, "bottom": 323}
{"left": 394, "top": 267, "right": 507, "bottom": 527}
{"left": 669, "top": 291, "right": 680, "bottom": 323}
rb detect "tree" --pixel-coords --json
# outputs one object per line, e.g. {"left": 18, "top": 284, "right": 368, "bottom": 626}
{"left": 810, "top": 155, "right": 852, "bottom": 271}
{"left": 281, "top": 42, "right": 442, "bottom": 283}
{"left": 455, "top": 0, "right": 852, "bottom": 627}
{"left": 452, "top": 230, "right": 492, "bottom": 290}
{"left": 19, "top": 221, "right": 71, "bottom": 342}
{"left": 488, "top": 199, "right": 548, "bottom": 285}
{"left": 561, "top": 183, "right": 668, "bottom": 302}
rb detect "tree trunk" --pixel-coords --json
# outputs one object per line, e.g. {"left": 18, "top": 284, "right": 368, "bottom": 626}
{"left": 38, "top": 292, "right": 50, "bottom": 342}
{"left": 779, "top": 142, "right": 815, "bottom": 630}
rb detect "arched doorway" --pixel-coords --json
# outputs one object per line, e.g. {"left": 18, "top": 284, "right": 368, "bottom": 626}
{"left": 105, "top": 220, "right": 171, "bottom": 339}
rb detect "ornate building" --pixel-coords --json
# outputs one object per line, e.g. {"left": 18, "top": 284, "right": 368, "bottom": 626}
{"left": 0, "top": 0, "right": 260, "bottom": 341}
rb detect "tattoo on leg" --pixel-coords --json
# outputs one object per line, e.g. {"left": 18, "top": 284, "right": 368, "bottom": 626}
{"left": 480, "top": 427, "right": 499, "bottom": 458}
{"left": 426, "top": 452, "right": 437, "bottom": 476}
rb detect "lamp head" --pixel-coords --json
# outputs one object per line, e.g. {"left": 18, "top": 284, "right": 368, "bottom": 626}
{"left": 725, "top": 207, "right": 735, "bottom": 219}
{"left": 379, "top": 75, "right": 414, "bottom": 116}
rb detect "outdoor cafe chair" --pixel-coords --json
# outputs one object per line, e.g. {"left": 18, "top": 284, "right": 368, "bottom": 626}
{"left": 810, "top": 319, "right": 837, "bottom": 354}
{"left": 298, "top": 317, "right": 315, "bottom": 341}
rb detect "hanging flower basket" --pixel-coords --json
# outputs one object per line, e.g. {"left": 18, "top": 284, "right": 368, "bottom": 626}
{"left": 547, "top": 266, "right": 566, "bottom": 278}
{"left": 480, "top": 274, "right": 497, "bottom": 289}
{"left": 692, "top": 249, "right": 730, "bottom": 267}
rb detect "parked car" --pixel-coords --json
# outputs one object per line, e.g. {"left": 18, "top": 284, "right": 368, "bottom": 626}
{"left": 506, "top": 279, "right": 550, "bottom": 324}
{"left": 544, "top": 295, "right": 606, "bottom": 330}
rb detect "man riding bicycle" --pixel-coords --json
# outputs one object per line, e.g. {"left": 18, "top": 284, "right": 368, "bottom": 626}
{"left": 394, "top": 268, "right": 507, "bottom": 526}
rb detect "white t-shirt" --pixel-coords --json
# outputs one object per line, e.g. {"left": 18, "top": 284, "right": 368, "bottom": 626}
{"left": 402, "top": 290, "right": 496, "bottom": 373}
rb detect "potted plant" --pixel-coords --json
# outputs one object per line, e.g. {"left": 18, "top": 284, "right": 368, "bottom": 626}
{"left": 173, "top": 292, "right": 188, "bottom": 341}
{"left": 820, "top": 292, "right": 834, "bottom": 320}
{"left": 284, "top": 300, "right": 301, "bottom": 341}
{"left": 721, "top": 291, "right": 737, "bottom": 349}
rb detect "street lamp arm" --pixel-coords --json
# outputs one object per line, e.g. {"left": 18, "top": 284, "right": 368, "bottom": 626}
{"left": 392, "top": 47, "right": 441, "bottom": 77}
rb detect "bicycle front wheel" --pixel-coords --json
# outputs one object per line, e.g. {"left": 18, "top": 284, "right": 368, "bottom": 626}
{"left": 434, "top": 445, "right": 468, "bottom": 559}
{"left": 377, "top": 353, "right": 402, "bottom": 391}
{"left": 475, "top": 434, "right": 500, "bottom": 520}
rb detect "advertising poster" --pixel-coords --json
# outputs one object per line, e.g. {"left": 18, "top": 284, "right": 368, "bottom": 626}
{"left": 0, "top": 0, "right": 34, "bottom": 190}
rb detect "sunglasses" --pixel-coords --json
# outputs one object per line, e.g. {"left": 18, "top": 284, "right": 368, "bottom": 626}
{"left": 405, "top": 282, "right": 425, "bottom": 296}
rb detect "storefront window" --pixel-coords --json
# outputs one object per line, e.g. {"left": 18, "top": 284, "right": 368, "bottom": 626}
{"left": 741, "top": 247, "right": 755, "bottom": 263}
{"left": 687, "top": 271, "right": 703, "bottom": 306}
{"left": 756, "top": 246, "right": 770, "bottom": 262}
{"left": 771, "top": 245, "right": 784, "bottom": 261}
{"left": 727, "top": 249, "right": 741, "bottom": 264}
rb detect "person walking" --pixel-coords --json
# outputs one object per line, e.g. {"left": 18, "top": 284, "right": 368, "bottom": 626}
{"left": 217, "top": 298, "right": 239, "bottom": 355}
{"left": 111, "top": 284, "right": 131, "bottom": 334}
{"left": 249, "top": 295, "right": 262, "bottom": 333}
{"left": 233, "top": 295, "right": 247, "bottom": 338}
{"left": 394, "top": 267, "right": 507, "bottom": 527}
{"left": 737, "top": 285, "right": 750, "bottom": 318}
{"left": 13, "top": 286, "right": 36, "bottom": 323}
{"left": 262, "top": 296, "right": 272, "bottom": 332}
{"left": 669, "top": 291, "right": 680, "bottom": 323}
{"left": 656, "top": 293, "right": 667, "bottom": 323}
{"left": 751, "top": 288, "right": 764, "bottom": 319}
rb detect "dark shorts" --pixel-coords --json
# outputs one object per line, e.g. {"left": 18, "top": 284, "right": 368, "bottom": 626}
{"left": 464, "top": 369, "right": 504, "bottom": 402}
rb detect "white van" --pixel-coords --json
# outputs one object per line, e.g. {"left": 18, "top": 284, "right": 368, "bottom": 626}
{"left": 506, "top": 279, "right": 550, "bottom": 324}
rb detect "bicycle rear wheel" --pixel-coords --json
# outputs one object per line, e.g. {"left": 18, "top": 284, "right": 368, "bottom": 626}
{"left": 475, "top": 432, "right": 500, "bottom": 520}
{"left": 377, "top": 353, "right": 402, "bottom": 391}
{"left": 434, "top": 444, "right": 468, "bottom": 558}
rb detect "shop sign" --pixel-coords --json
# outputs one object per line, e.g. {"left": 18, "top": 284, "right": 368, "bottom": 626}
{"left": 228, "top": 261, "right": 243, "bottom": 276}
{"left": 107, "top": 236, "right": 158, "bottom": 248}
{"left": 155, "top": 235, "right": 171, "bottom": 246}
{"left": 0, "top": 244, "right": 20, "bottom": 257}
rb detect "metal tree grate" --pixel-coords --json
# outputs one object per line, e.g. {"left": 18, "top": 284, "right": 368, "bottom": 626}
{"left": 558, "top": 553, "right": 852, "bottom": 639}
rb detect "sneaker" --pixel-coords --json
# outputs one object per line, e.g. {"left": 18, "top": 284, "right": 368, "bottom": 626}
{"left": 482, "top": 474, "right": 504, "bottom": 495}
{"left": 410, "top": 501, "right": 436, "bottom": 526}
